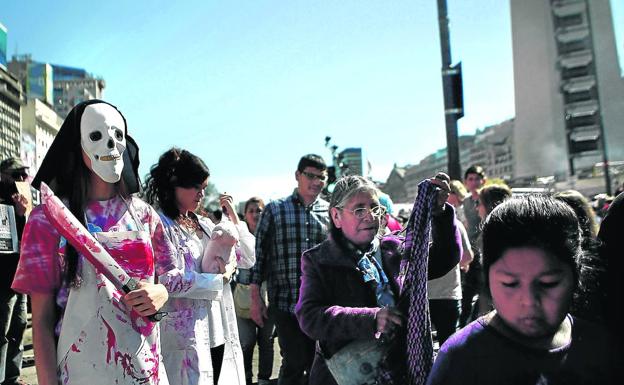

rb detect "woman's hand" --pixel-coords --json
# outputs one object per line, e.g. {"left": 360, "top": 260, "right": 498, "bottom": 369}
{"left": 123, "top": 281, "right": 169, "bottom": 317}
{"left": 430, "top": 172, "right": 451, "bottom": 214}
{"left": 375, "top": 307, "right": 403, "bottom": 335}
{"left": 222, "top": 260, "right": 237, "bottom": 283}
{"left": 11, "top": 192, "right": 28, "bottom": 217}
{"left": 220, "top": 193, "right": 239, "bottom": 224}
{"left": 460, "top": 249, "right": 474, "bottom": 272}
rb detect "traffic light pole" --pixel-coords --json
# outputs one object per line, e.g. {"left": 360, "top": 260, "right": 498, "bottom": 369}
{"left": 437, "top": 0, "right": 462, "bottom": 180}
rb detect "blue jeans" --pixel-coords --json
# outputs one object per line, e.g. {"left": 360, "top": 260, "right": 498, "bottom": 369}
{"left": 237, "top": 315, "right": 275, "bottom": 384}
{"left": 0, "top": 291, "right": 27, "bottom": 385}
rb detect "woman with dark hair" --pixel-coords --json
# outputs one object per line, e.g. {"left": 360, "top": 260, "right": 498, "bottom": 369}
{"left": 471, "top": 183, "right": 513, "bottom": 317}
{"left": 553, "top": 190, "right": 606, "bottom": 324}
{"left": 11, "top": 100, "right": 175, "bottom": 385}
{"left": 295, "top": 175, "right": 461, "bottom": 385}
{"left": 143, "top": 147, "right": 255, "bottom": 385}
{"left": 553, "top": 190, "right": 598, "bottom": 241}
{"left": 233, "top": 197, "right": 276, "bottom": 385}
{"left": 427, "top": 195, "right": 612, "bottom": 385}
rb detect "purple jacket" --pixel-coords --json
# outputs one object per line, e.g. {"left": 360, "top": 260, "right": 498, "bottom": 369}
{"left": 295, "top": 206, "right": 461, "bottom": 385}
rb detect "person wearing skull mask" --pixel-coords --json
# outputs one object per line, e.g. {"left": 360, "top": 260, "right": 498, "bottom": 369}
{"left": 11, "top": 100, "right": 179, "bottom": 385}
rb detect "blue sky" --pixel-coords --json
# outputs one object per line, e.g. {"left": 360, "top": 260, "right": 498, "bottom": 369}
{"left": 2, "top": 1, "right": 623, "bottom": 204}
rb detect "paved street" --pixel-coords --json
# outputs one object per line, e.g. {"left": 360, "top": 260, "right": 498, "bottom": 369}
{"left": 20, "top": 313, "right": 441, "bottom": 384}
{"left": 20, "top": 313, "right": 281, "bottom": 385}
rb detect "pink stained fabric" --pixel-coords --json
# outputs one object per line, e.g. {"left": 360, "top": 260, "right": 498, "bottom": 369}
{"left": 12, "top": 196, "right": 176, "bottom": 317}
{"left": 11, "top": 196, "right": 178, "bottom": 385}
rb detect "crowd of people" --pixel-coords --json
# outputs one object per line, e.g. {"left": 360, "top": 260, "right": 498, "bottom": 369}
{"left": 0, "top": 99, "right": 621, "bottom": 385}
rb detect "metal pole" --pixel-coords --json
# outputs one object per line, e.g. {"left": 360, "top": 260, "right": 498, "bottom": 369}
{"left": 436, "top": 0, "right": 462, "bottom": 180}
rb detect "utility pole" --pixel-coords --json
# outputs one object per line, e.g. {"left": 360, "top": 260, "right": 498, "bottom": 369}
{"left": 436, "top": 0, "right": 463, "bottom": 180}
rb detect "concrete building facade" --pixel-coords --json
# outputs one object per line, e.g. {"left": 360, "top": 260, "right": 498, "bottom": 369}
{"left": 8, "top": 56, "right": 105, "bottom": 119}
{"left": 52, "top": 64, "right": 105, "bottom": 118}
{"left": 338, "top": 147, "right": 363, "bottom": 176}
{"left": 0, "top": 67, "right": 24, "bottom": 160}
{"left": 382, "top": 164, "right": 409, "bottom": 204}
{"left": 396, "top": 119, "right": 515, "bottom": 200}
{"left": 8, "top": 54, "right": 54, "bottom": 105}
{"left": 511, "top": 0, "right": 624, "bottom": 185}
{"left": 21, "top": 99, "right": 62, "bottom": 173}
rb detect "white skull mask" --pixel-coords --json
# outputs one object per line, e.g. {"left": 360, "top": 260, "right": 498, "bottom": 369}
{"left": 80, "top": 104, "right": 127, "bottom": 183}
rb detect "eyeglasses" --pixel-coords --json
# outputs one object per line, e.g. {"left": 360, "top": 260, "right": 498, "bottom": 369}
{"left": 11, "top": 171, "right": 27, "bottom": 180}
{"left": 301, "top": 170, "right": 328, "bottom": 182}
{"left": 341, "top": 205, "right": 387, "bottom": 219}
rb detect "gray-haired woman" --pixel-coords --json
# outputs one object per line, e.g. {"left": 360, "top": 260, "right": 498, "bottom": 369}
{"left": 295, "top": 175, "right": 461, "bottom": 384}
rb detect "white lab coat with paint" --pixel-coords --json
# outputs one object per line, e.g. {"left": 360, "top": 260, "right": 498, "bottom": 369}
{"left": 159, "top": 214, "right": 255, "bottom": 385}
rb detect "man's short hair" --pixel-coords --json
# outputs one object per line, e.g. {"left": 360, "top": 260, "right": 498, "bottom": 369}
{"left": 297, "top": 154, "right": 327, "bottom": 172}
{"left": 464, "top": 165, "right": 486, "bottom": 180}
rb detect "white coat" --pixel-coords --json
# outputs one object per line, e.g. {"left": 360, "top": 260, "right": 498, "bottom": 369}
{"left": 159, "top": 214, "right": 255, "bottom": 385}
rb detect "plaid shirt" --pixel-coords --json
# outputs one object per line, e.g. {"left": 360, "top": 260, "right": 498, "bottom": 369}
{"left": 250, "top": 189, "right": 329, "bottom": 313}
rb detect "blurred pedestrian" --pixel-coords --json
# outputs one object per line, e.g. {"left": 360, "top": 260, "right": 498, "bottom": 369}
{"left": 447, "top": 180, "right": 468, "bottom": 226}
{"left": 474, "top": 183, "right": 512, "bottom": 316}
{"left": 597, "top": 190, "right": 624, "bottom": 379}
{"left": 458, "top": 165, "right": 486, "bottom": 327}
{"left": 554, "top": 190, "right": 605, "bottom": 324}
{"left": 378, "top": 192, "right": 403, "bottom": 233}
{"left": 249, "top": 154, "right": 330, "bottom": 385}
{"left": 0, "top": 158, "right": 30, "bottom": 385}
{"left": 233, "top": 197, "right": 275, "bottom": 385}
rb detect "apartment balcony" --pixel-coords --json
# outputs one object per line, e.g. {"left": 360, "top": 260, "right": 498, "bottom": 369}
{"left": 551, "top": 0, "right": 586, "bottom": 18}
{"left": 555, "top": 24, "right": 589, "bottom": 44}
{"left": 562, "top": 75, "right": 595, "bottom": 92}
{"left": 564, "top": 100, "right": 599, "bottom": 118}
{"left": 558, "top": 50, "right": 592, "bottom": 68}
{"left": 567, "top": 123, "right": 601, "bottom": 156}
{"left": 561, "top": 75, "right": 597, "bottom": 103}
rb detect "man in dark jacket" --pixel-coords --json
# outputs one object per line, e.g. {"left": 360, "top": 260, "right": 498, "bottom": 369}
{"left": 0, "top": 158, "right": 29, "bottom": 385}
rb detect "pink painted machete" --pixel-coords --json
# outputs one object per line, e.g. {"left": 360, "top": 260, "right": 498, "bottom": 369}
{"left": 39, "top": 181, "right": 165, "bottom": 321}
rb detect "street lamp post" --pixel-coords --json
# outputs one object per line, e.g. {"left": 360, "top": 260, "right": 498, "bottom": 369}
{"left": 436, "top": 0, "right": 463, "bottom": 180}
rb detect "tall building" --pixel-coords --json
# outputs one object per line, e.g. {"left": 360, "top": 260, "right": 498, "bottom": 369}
{"left": 8, "top": 55, "right": 54, "bottom": 105}
{"left": 21, "top": 99, "right": 62, "bottom": 173}
{"left": 8, "top": 56, "right": 105, "bottom": 118}
{"left": 338, "top": 147, "right": 363, "bottom": 176}
{"left": 511, "top": 0, "right": 624, "bottom": 184}
{"left": 0, "top": 67, "right": 25, "bottom": 159}
{"left": 52, "top": 64, "right": 105, "bottom": 118}
{"left": 0, "top": 23, "right": 7, "bottom": 69}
